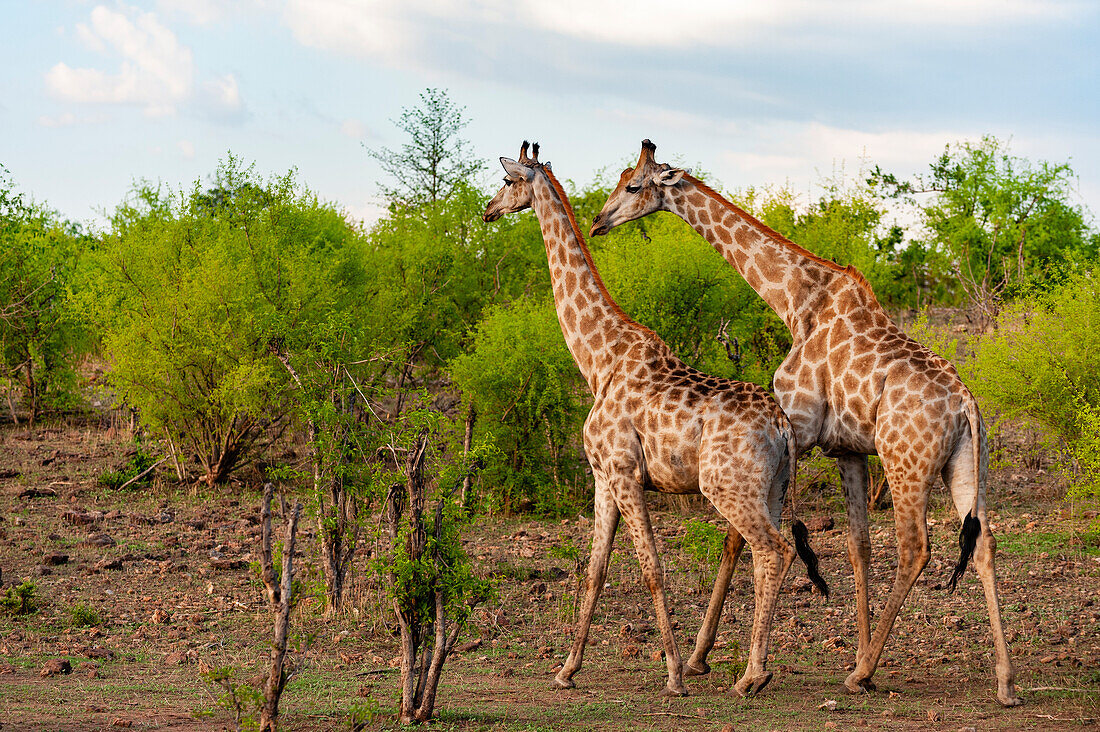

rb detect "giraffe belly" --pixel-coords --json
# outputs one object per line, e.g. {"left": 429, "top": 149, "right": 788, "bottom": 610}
{"left": 640, "top": 441, "right": 701, "bottom": 494}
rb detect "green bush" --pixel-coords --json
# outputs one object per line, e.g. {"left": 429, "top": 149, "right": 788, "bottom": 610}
{"left": 449, "top": 296, "right": 587, "bottom": 514}
{"left": 680, "top": 518, "right": 726, "bottom": 594}
{"left": 1, "top": 581, "right": 39, "bottom": 615}
{"left": 79, "top": 157, "right": 361, "bottom": 486}
{"left": 98, "top": 446, "right": 157, "bottom": 489}
{"left": 68, "top": 603, "right": 102, "bottom": 627}
{"left": 965, "top": 268, "right": 1100, "bottom": 498}
{"left": 0, "top": 170, "right": 92, "bottom": 422}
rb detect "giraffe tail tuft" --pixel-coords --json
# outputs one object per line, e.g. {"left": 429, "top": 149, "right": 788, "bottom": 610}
{"left": 948, "top": 513, "right": 981, "bottom": 592}
{"left": 792, "top": 519, "right": 829, "bottom": 599}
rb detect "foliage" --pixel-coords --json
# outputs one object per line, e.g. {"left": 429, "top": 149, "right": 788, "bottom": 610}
{"left": 80, "top": 156, "right": 359, "bottom": 486}
{"left": 378, "top": 421, "right": 494, "bottom": 724}
{"left": 449, "top": 297, "right": 586, "bottom": 514}
{"left": 874, "top": 136, "right": 1093, "bottom": 328}
{"left": 0, "top": 168, "right": 92, "bottom": 422}
{"left": 0, "top": 580, "right": 38, "bottom": 615}
{"left": 965, "top": 268, "right": 1100, "bottom": 498}
{"left": 198, "top": 666, "right": 264, "bottom": 731}
{"left": 549, "top": 536, "right": 588, "bottom": 620}
{"left": 97, "top": 446, "right": 157, "bottom": 489}
{"left": 68, "top": 603, "right": 102, "bottom": 627}
{"left": 679, "top": 518, "right": 726, "bottom": 594}
{"left": 367, "top": 88, "right": 483, "bottom": 207}
{"left": 597, "top": 211, "right": 771, "bottom": 380}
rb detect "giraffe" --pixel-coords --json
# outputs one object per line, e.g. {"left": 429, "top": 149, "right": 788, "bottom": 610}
{"left": 483, "top": 142, "right": 827, "bottom": 698}
{"left": 589, "top": 140, "right": 1022, "bottom": 707}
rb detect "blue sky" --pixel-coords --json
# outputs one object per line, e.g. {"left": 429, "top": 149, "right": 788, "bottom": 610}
{"left": 3, "top": 0, "right": 1098, "bottom": 230}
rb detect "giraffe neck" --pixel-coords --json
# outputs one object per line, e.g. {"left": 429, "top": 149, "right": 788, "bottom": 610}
{"left": 530, "top": 168, "right": 644, "bottom": 391}
{"left": 667, "top": 175, "right": 874, "bottom": 338}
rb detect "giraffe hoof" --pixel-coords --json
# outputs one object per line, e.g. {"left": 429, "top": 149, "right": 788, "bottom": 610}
{"left": 734, "top": 672, "right": 773, "bottom": 698}
{"left": 997, "top": 691, "right": 1024, "bottom": 707}
{"left": 550, "top": 675, "right": 576, "bottom": 690}
{"left": 684, "top": 660, "right": 711, "bottom": 677}
{"left": 843, "top": 673, "right": 875, "bottom": 694}
{"left": 660, "top": 683, "right": 689, "bottom": 697}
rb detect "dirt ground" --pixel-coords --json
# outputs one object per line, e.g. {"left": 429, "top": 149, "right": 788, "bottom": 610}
{"left": 1, "top": 417, "right": 1097, "bottom": 731}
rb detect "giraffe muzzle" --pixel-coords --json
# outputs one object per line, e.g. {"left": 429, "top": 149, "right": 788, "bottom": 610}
{"left": 589, "top": 212, "right": 609, "bottom": 237}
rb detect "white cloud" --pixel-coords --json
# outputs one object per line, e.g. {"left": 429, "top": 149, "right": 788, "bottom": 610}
{"left": 521, "top": 0, "right": 1080, "bottom": 47}
{"left": 37, "top": 112, "right": 108, "bottom": 128}
{"left": 339, "top": 118, "right": 369, "bottom": 139}
{"left": 45, "top": 4, "right": 245, "bottom": 122}
{"left": 46, "top": 4, "right": 193, "bottom": 116}
{"left": 177, "top": 139, "right": 196, "bottom": 158}
{"left": 278, "top": 0, "right": 1085, "bottom": 62}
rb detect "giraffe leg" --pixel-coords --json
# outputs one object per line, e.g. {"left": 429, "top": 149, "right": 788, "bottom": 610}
{"left": 732, "top": 520, "right": 796, "bottom": 697}
{"left": 614, "top": 481, "right": 688, "bottom": 697}
{"left": 942, "top": 449, "right": 1022, "bottom": 706}
{"left": 844, "top": 491, "right": 930, "bottom": 694}
{"left": 686, "top": 527, "right": 745, "bottom": 676}
{"left": 837, "top": 454, "right": 873, "bottom": 681}
{"left": 552, "top": 480, "right": 619, "bottom": 690}
{"left": 973, "top": 515, "right": 1022, "bottom": 706}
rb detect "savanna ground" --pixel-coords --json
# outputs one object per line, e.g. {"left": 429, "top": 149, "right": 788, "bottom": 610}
{"left": 1, "top": 416, "right": 1098, "bottom": 731}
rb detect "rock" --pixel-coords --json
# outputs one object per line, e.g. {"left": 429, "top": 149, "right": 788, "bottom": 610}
{"left": 84, "top": 533, "right": 116, "bottom": 547}
{"left": 818, "top": 699, "right": 838, "bottom": 711}
{"left": 209, "top": 558, "right": 247, "bottom": 570}
{"left": 151, "top": 608, "right": 171, "bottom": 625}
{"left": 40, "top": 659, "right": 72, "bottom": 677}
{"left": 454, "top": 639, "right": 483, "bottom": 653}
{"left": 63, "top": 510, "right": 105, "bottom": 526}
{"left": 84, "top": 647, "right": 115, "bottom": 660}
{"left": 927, "top": 709, "right": 942, "bottom": 722}
{"left": 804, "top": 516, "right": 834, "bottom": 532}
{"left": 821, "top": 636, "right": 846, "bottom": 650}
{"left": 111, "top": 720, "right": 132, "bottom": 728}
{"left": 621, "top": 644, "right": 640, "bottom": 659}
{"left": 43, "top": 553, "right": 69, "bottom": 566}
{"left": 942, "top": 615, "right": 963, "bottom": 630}
{"left": 537, "top": 646, "right": 555, "bottom": 659}
{"left": 19, "top": 487, "right": 58, "bottom": 499}
{"left": 94, "top": 558, "right": 123, "bottom": 571}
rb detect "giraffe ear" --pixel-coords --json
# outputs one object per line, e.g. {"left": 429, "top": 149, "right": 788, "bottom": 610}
{"left": 653, "top": 168, "right": 686, "bottom": 187}
{"left": 500, "top": 157, "right": 533, "bottom": 181}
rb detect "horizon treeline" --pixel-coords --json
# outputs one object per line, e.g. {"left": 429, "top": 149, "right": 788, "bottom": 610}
{"left": 3, "top": 89, "right": 1100, "bottom": 522}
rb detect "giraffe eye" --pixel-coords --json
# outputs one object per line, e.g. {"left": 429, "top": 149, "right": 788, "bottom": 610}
{"left": 503, "top": 178, "right": 514, "bottom": 186}
{"left": 625, "top": 184, "right": 641, "bottom": 194}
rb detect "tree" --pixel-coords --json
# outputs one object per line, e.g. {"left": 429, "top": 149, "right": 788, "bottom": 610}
{"left": 383, "top": 422, "right": 491, "bottom": 724}
{"left": 873, "top": 136, "right": 1091, "bottom": 330}
{"left": 0, "top": 169, "right": 91, "bottom": 423}
{"left": 81, "top": 157, "right": 357, "bottom": 486}
{"left": 367, "top": 88, "right": 483, "bottom": 208}
{"left": 449, "top": 296, "right": 586, "bottom": 514}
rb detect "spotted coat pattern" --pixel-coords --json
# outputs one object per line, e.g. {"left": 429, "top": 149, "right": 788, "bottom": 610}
{"left": 590, "top": 141, "right": 1021, "bottom": 706}
{"left": 484, "top": 144, "right": 800, "bottom": 697}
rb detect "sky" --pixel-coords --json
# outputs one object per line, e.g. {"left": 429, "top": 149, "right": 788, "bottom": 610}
{"left": 3, "top": 0, "right": 1099, "bottom": 231}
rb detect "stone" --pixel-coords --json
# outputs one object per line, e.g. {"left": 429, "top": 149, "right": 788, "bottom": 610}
{"left": 43, "top": 553, "right": 69, "bottom": 566}
{"left": 41, "top": 659, "right": 72, "bottom": 677}
{"left": 805, "top": 516, "right": 835, "bottom": 533}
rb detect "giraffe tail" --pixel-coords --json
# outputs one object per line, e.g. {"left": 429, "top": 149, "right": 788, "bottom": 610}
{"left": 948, "top": 392, "right": 983, "bottom": 592}
{"left": 785, "top": 428, "right": 829, "bottom": 598}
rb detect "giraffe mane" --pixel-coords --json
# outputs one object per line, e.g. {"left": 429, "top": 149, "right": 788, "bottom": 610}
{"left": 683, "top": 173, "right": 880, "bottom": 302}
{"left": 540, "top": 165, "right": 657, "bottom": 338}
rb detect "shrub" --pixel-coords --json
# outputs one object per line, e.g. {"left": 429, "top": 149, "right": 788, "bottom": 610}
{"left": 80, "top": 157, "right": 361, "bottom": 486}
{"left": 965, "top": 268, "right": 1100, "bottom": 498}
{"left": 1, "top": 581, "right": 39, "bottom": 615}
{"left": 69, "top": 603, "right": 102, "bottom": 627}
{"left": 97, "top": 446, "right": 157, "bottom": 489}
{"left": 0, "top": 170, "right": 92, "bottom": 422}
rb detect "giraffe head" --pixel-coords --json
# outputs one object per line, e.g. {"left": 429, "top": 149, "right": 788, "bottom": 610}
{"left": 483, "top": 141, "right": 545, "bottom": 222}
{"left": 589, "top": 139, "right": 686, "bottom": 236}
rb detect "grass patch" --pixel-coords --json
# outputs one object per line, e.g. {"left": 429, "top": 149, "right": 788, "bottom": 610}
{"left": 997, "top": 529, "right": 1100, "bottom": 557}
